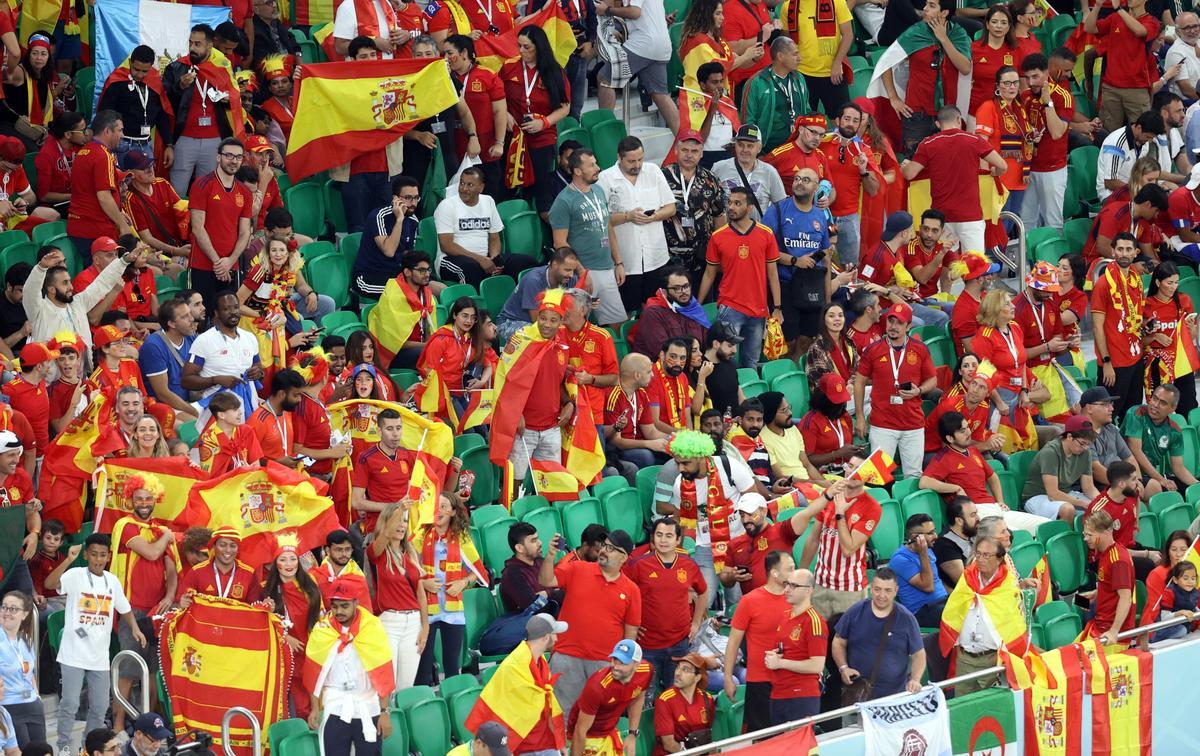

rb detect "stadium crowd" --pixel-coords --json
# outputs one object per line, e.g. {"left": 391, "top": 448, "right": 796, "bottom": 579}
{"left": 0, "top": 0, "right": 1196, "bottom": 751}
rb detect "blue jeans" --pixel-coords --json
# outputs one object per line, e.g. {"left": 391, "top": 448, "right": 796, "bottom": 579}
{"left": 566, "top": 51, "right": 588, "bottom": 122}
{"left": 693, "top": 545, "right": 741, "bottom": 611}
{"left": 718, "top": 305, "right": 765, "bottom": 369}
{"left": 114, "top": 137, "right": 154, "bottom": 164}
{"left": 834, "top": 213, "right": 861, "bottom": 266}
{"left": 911, "top": 300, "right": 950, "bottom": 329}
{"left": 289, "top": 291, "right": 336, "bottom": 327}
{"left": 342, "top": 172, "right": 390, "bottom": 234}
{"left": 643, "top": 637, "right": 691, "bottom": 702}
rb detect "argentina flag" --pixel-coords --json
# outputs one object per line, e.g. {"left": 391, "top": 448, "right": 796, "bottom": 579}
{"left": 91, "top": 0, "right": 231, "bottom": 111}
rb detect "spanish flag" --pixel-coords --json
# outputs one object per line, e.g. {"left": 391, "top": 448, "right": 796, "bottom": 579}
{"left": 1091, "top": 645, "right": 1153, "bottom": 756}
{"left": 489, "top": 322, "right": 569, "bottom": 467}
{"left": 367, "top": 277, "right": 438, "bottom": 368}
{"left": 37, "top": 395, "right": 126, "bottom": 533}
{"left": 160, "top": 596, "right": 293, "bottom": 756}
{"left": 110, "top": 516, "right": 181, "bottom": 595}
{"left": 940, "top": 561, "right": 1030, "bottom": 663}
{"left": 181, "top": 462, "right": 341, "bottom": 571}
{"left": 286, "top": 58, "right": 459, "bottom": 181}
{"left": 666, "top": 87, "right": 739, "bottom": 164}
{"left": 563, "top": 378, "right": 605, "bottom": 488}
{"left": 94, "top": 456, "right": 204, "bottom": 534}
{"left": 1003, "top": 645, "right": 1085, "bottom": 756}
{"left": 1029, "top": 554, "right": 1053, "bottom": 607}
{"left": 475, "top": 2, "right": 577, "bottom": 72}
{"left": 1173, "top": 317, "right": 1200, "bottom": 379}
{"left": 500, "top": 460, "right": 516, "bottom": 510}
{"left": 293, "top": 0, "right": 337, "bottom": 27}
{"left": 679, "top": 34, "right": 732, "bottom": 91}
{"left": 327, "top": 399, "right": 454, "bottom": 530}
{"left": 465, "top": 640, "right": 565, "bottom": 752}
{"left": 848, "top": 448, "right": 896, "bottom": 486}
{"left": 528, "top": 459, "right": 584, "bottom": 503}
{"left": 412, "top": 366, "right": 458, "bottom": 428}
{"left": 302, "top": 606, "right": 396, "bottom": 700}
{"left": 458, "top": 389, "right": 495, "bottom": 433}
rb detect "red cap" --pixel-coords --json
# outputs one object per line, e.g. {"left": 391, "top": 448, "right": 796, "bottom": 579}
{"left": 18, "top": 342, "right": 59, "bottom": 366}
{"left": 328, "top": 574, "right": 369, "bottom": 602}
{"left": 676, "top": 128, "right": 704, "bottom": 144}
{"left": 91, "top": 237, "right": 120, "bottom": 255}
{"left": 817, "top": 372, "right": 851, "bottom": 403}
{"left": 94, "top": 325, "right": 130, "bottom": 348}
{"left": 853, "top": 96, "right": 877, "bottom": 119}
{"left": 0, "top": 137, "right": 23, "bottom": 163}
{"left": 883, "top": 302, "right": 913, "bottom": 325}
{"left": 245, "top": 135, "right": 273, "bottom": 153}
{"left": 1064, "top": 415, "right": 1096, "bottom": 437}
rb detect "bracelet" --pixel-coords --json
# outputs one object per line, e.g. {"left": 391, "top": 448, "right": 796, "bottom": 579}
{"left": 615, "top": 261, "right": 624, "bottom": 267}
{"left": 540, "top": 115, "right": 550, "bottom": 129}
{"left": 467, "top": 132, "right": 477, "bottom": 137}
{"left": 838, "top": 664, "right": 849, "bottom": 671}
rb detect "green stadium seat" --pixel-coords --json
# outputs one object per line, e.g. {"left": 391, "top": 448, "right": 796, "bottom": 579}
{"left": 47, "top": 610, "right": 65, "bottom": 651}
{"left": 277, "top": 731, "right": 319, "bottom": 756}
{"left": 448, "top": 688, "right": 482, "bottom": 744}
{"left": 1187, "top": 482, "right": 1200, "bottom": 504}
{"left": 636, "top": 464, "right": 662, "bottom": 523}
{"left": 1007, "top": 449, "right": 1038, "bottom": 489}
{"left": 300, "top": 239, "right": 335, "bottom": 263}
{"left": 742, "top": 379, "right": 768, "bottom": 397}
{"left": 454, "top": 433, "right": 487, "bottom": 456}
{"left": 557, "top": 125, "right": 592, "bottom": 150}
{"left": 501, "top": 208, "right": 544, "bottom": 260}
{"left": 440, "top": 283, "right": 478, "bottom": 305}
{"left": 890, "top": 477, "right": 920, "bottom": 502}
{"left": 45, "top": 235, "right": 82, "bottom": 276}
{"left": 592, "top": 475, "right": 627, "bottom": 499}
{"left": 267, "top": 719, "right": 310, "bottom": 756}
{"left": 323, "top": 179, "right": 347, "bottom": 233}
{"left": 1009, "top": 540, "right": 1045, "bottom": 577}
{"left": 1034, "top": 599, "right": 1073, "bottom": 626}
{"left": 480, "top": 275, "right": 516, "bottom": 316}
{"left": 562, "top": 498, "right": 604, "bottom": 548}
{"left": 285, "top": 183, "right": 325, "bottom": 238}
{"left": 770, "top": 371, "right": 810, "bottom": 416}
{"left": 591, "top": 119, "right": 628, "bottom": 170}
{"left": 581, "top": 109, "right": 617, "bottom": 132}
{"left": 478, "top": 517, "right": 517, "bottom": 576}
{"left": 32, "top": 220, "right": 65, "bottom": 245}
{"left": 320, "top": 311, "right": 360, "bottom": 332}
{"left": 380, "top": 712, "right": 409, "bottom": 756}
{"left": 870, "top": 499, "right": 904, "bottom": 562}
{"left": 900, "top": 490, "right": 944, "bottom": 532}
{"left": 1036, "top": 519, "right": 1070, "bottom": 548}
{"left": 1034, "top": 238, "right": 1070, "bottom": 265}
{"left": 1062, "top": 217, "right": 1092, "bottom": 254}
{"left": 414, "top": 216, "right": 438, "bottom": 259}
{"left": 305, "top": 252, "right": 351, "bottom": 309}
{"left": 512, "top": 494, "right": 550, "bottom": 521}
{"left": 388, "top": 368, "right": 421, "bottom": 391}
{"left": 339, "top": 232, "right": 361, "bottom": 269}
{"left": 759, "top": 359, "right": 794, "bottom": 384}
{"left": 438, "top": 672, "right": 480, "bottom": 701}
{"left": 737, "top": 367, "right": 759, "bottom": 384}
{"left": 405, "top": 698, "right": 452, "bottom": 755}
{"left": 712, "top": 685, "right": 745, "bottom": 740}
{"left": 558, "top": 116, "right": 581, "bottom": 133}
{"left": 177, "top": 420, "right": 199, "bottom": 449}
{"left": 1041, "top": 613, "right": 1082, "bottom": 649}
{"left": 1025, "top": 226, "right": 1062, "bottom": 251}
{"left": 601, "top": 487, "right": 644, "bottom": 541}
{"left": 470, "top": 504, "right": 509, "bottom": 530}
{"left": 0, "top": 229, "right": 27, "bottom": 251}
{"left": 1045, "top": 531, "right": 1087, "bottom": 594}
{"left": 392, "top": 684, "right": 436, "bottom": 711}
{"left": 462, "top": 587, "right": 503, "bottom": 668}
{"left": 1137, "top": 512, "right": 1161, "bottom": 557}
{"left": 1159, "top": 503, "right": 1193, "bottom": 537}
{"left": 523, "top": 507, "right": 565, "bottom": 558}
{"left": 1, "top": 241, "right": 37, "bottom": 271}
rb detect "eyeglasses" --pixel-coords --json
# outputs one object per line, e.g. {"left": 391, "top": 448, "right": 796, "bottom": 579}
{"left": 1182, "top": 23, "right": 1200, "bottom": 30}
{"left": 783, "top": 581, "right": 813, "bottom": 589}
{"left": 602, "top": 542, "right": 627, "bottom": 555}
{"left": 411, "top": 266, "right": 432, "bottom": 273}
{"left": 219, "top": 152, "right": 244, "bottom": 160}
{"left": 0, "top": 605, "right": 24, "bottom": 613}
{"left": 975, "top": 551, "right": 999, "bottom": 559}
{"left": 667, "top": 284, "right": 691, "bottom": 292}
{"left": 457, "top": 312, "right": 478, "bottom": 320}
{"left": 998, "top": 80, "right": 1021, "bottom": 87}
{"left": 399, "top": 194, "right": 421, "bottom": 202}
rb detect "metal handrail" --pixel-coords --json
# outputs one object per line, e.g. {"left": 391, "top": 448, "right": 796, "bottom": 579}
{"left": 30, "top": 610, "right": 39, "bottom": 689}
{"left": 998, "top": 209, "right": 1027, "bottom": 286}
{"left": 675, "top": 611, "right": 1197, "bottom": 755}
{"left": 110, "top": 649, "right": 150, "bottom": 719}
{"left": 221, "top": 707, "right": 262, "bottom": 756}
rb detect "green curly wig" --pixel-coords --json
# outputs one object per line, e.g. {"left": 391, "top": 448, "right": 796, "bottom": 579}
{"left": 668, "top": 430, "right": 716, "bottom": 459}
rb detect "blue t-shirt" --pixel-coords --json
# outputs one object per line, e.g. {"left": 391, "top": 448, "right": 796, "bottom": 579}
{"left": 762, "top": 197, "right": 830, "bottom": 284}
{"left": 353, "top": 206, "right": 418, "bottom": 279}
{"left": 0, "top": 634, "right": 36, "bottom": 705}
{"left": 138, "top": 331, "right": 195, "bottom": 402}
{"left": 833, "top": 600, "right": 924, "bottom": 698}
{"left": 889, "top": 545, "right": 950, "bottom": 614}
{"left": 497, "top": 265, "right": 581, "bottom": 325}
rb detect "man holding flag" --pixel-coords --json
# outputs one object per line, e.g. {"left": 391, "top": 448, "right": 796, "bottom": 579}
{"left": 303, "top": 574, "right": 396, "bottom": 756}
{"left": 351, "top": 408, "right": 415, "bottom": 537}
{"left": 809, "top": 466, "right": 883, "bottom": 620}
{"left": 175, "top": 527, "right": 259, "bottom": 605}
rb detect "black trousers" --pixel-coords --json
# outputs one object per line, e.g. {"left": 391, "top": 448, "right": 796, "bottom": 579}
{"left": 414, "top": 621, "right": 465, "bottom": 686}
{"left": 1111, "top": 359, "right": 1146, "bottom": 421}
{"left": 743, "top": 680, "right": 773, "bottom": 735}
{"left": 802, "top": 74, "right": 849, "bottom": 119}
{"left": 191, "top": 266, "right": 242, "bottom": 322}
{"left": 436, "top": 252, "right": 538, "bottom": 289}
{"left": 321, "top": 713, "right": 381, "bottom": 756}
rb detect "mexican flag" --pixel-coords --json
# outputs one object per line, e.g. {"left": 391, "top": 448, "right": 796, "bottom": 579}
{"left": 949, "top": 688, "right": 1020, "bottom": 756}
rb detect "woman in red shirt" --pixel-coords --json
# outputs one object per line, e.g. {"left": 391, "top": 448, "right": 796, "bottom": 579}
{"left": 1056, "top": 253, "right": 1088, "bottom": 372}
{"left": 260, "top": 538, "right": 322, "bottom": 719}
{"left": 969, "top": 7, "right": 1018, "bottom": 117}
{"left": 501, "top": 26, "right": 571, "bottom": 215}
{"left": 1143, "top": 261, "right": 1198, "bottom": 415}
{"left": 369, "top": 501, "right": 428, "bottom": 690}
{"left": 196, "top": 391, "right": 265, "bottom": 475}
{"left": 445, "top": 35, "right": 507, "bottom": 195}
{"left": 974, "top": 66, "right": 1032, "bottom": 217}
{"left": 1007, "top": 0, "right": 1045, "bottom": 68}
{"left": 972, "top": 289, "right": 1046, "bottom": 451}
{"left": 418, "top": 297, "right": 492, "bottom": 410}
{"left": 804, "top": 303, "right": 856, "bottom": 383}
{"left": 1142, "top": 529, "right": 1193, "bottom": 625}
{"left": 237, "top": 238, "right": 320, "bottom": 375}
{"left": 330, "top": 332, "right": 399, "bottom": 402}
{"left": 679, "top": 0, "right": 761, "bottom": 90}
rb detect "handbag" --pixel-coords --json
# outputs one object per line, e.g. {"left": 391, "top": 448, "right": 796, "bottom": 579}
{"left": 840, "top": 607, "right": 897, "bottom": 706}
{"left": 14, "top": 115, "right": 47, "bottom": 144}
{"left": 682, "top": 728, "right": 714, "bottom": 747}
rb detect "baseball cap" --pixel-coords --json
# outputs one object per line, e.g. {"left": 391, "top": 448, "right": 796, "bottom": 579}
{"left": 1187, "top": 162, "right": 1200, "bottom": 191}
{"left": 1026, "top": 261, "right": 1061, "bottom": 293}
{"left": 245, "top": 134, "right": 274, "bottom": 153}
{"left": 671, "top": 651, "right": 719, "bottom": 671}
{"left": 733, "top": 124, "right": 762, "bottom": 142}
{"left": 0, "top": 431, "right": 21, "bottom": 453}
{"left": 1064, "top": 415, "right": 1096, "bottom": 439}
{"left": 676, "top": 128, "right": 704, "bottom": 144}
{"left": 883, "top": 302, "right": 913, "bottom": 325}
{"left": 474, "top": 722, "right": 511, "bottom": 756}
{"left": 94, "top": 324, "right": 130, "bottom": 349}
{"left": 133, "top": 712, "right": 172, "bottom": 741}
{"left": 0, "top": 136, "right": 23, "bottom": 164}
{"left": 962, "top": 251, "right": 1001, "bottom": 281}
{"left": 91, "top": 237, "right": 120, "bottom": 255}
{"left": 818, "top": 372, "right": 851, "bottom": 403}
{"left": 607, "top": 529, "right": 635, "bottom": 555}
{"left": 734, "top": 492, "right": 769, "bottom": 515}
{"left": 881, "top": 211, "right": 913, "bottom": 242}
{"left": 707, "top": 321, "right": 744, "bottom": 346}
{"left": 18, "top": 342, "right": 59, "bottom": 367}
{"left": 525, "top": 612, "right": 567, "bottom": 640}
{"left": 610, "top": 638, "right": 643, "bottom": 665}
{"left": 120, "top": 150, "right": 153, "bottom": 172}
{"left": 1080, "top": 386, "right": 1116, "bottom": 406}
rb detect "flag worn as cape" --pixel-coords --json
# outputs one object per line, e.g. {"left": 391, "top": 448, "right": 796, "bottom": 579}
{"left": 940, "top": 561, "right": 1030, "bottom": 658}
{"left": 865, "top": 21, "right": 973, "bottom": 115}
{"left": 465, "top": 640, "right": 565, "bottom": 752}
{"left": 159, "top": 596, "right": 293, "bottom": 756}
{"left": 367, "top": 277, "right": 438, "bottom": 368}
{"left": 475, "top": 2, "right": 577, "bottom": 72}
{"left": 37, "top": 394, "right": 126, "bottom": 533}
{"left": 181, "top": 461, "right": 340, "bottom": 570}
{"left": 302, "top": 606, "right": 396, "bottom": 699}
{"left": 562, "top": 377, "right": 605, "bottom": 488}
{"left": 94, "top": 456, "right": 204, "bottom": 534}
{"left": 489, "top": 323, "right": 569, "bottom": 467}
{"left": 327, "top": 399, "right": 453, "bottom": 530}
{"left": 286, "top": 58, "right": 459, "bottom": 181}
{"left": 99, "top": 57, "right": 174, "bottom": 124}
{"left": 109, "top": 516, "right": 182, "bottom": 596}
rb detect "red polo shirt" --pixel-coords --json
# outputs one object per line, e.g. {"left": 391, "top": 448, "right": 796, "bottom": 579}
{"left": 923, "top": 446, "right": 996, "bottom": 504}
{"left": 350, "top": 445, "right": 416, "bottom": 535}
{"left": 731, "top": 586, "right": 789, "bottom": 682}
{"left": 855, "top": 337, "right": 934, "bottom": 431}
{"left": 67, "top": 140, "right": 121, "bottom": 238}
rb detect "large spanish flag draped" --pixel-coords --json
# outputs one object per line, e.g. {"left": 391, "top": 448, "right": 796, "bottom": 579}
{"left": 940, "top": 561, "right": 1030, "bottom": 661}
{"left": 1003, "top": 644, "right": 1085, "bottom": 756}
{"left": 37, "top": 395, "right": 126, "bottom": 534}
{"left": 1091, "top": 645, "right": 1153, "bottom": 756}
{"left": 286, "top": 58, "right": 459, "bottom": 181}
{"left": 327, "top": 399, "right": 454, "bottom": 530}
{"left": 489, "top": 321, "right": 566, "bottom": 467}
{"left": 475, "top": 3, "right": 577, "bottom": 72}
{"left": 465, "top": 640, "right": 565, "bottom": 752}
{"left": 94, "top": 456, "right": 204, "bottom": 534}
{"left": 367, "top": 278, "right": 438, "bottom": 368}
{"left": 181, "top": 462, "right": 340, "bottom": 570}
{"left": 159, "top": 596, "right": 292, "bottom": 756}
{"left": 302, "top": 606, "right": 395, "bottom": 699}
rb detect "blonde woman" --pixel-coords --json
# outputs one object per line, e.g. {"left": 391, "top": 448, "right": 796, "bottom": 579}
{"left": 0, "top": 591, "right": 43, "bottom": 746}
{"left": 236, "top": 237, "right": 320, "bottom": 373}
{"left": 972, "top": 289, "right": 1050, "bottom": 451}
{"left": 368, "top": 501, "right": 428, "bottom": 689}
{"left": 125, "top": 414, "right": 172, "bottom": 459}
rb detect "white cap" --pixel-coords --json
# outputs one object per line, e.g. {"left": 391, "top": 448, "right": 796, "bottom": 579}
{"left": 734, "top": 492, "right": 769, "bottom": 515}
{"left": 0, "top": 431, "right": 21, "bottom": 453}
{"left": 1186, "top": 162, "right": 1200, "bottom": 191}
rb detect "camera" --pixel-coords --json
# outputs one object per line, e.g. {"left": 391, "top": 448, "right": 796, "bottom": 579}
{"left": 168, "top": 730, "right": 214, "bottom": 756}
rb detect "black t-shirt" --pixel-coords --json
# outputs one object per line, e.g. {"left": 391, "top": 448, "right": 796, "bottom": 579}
{"left": 706, "top": 360, "right": 740, "bottom": 418}
{"left": 931, "top": 532, "right": 969, "bottom": 587}
{"left": 0, "top": 295, "right": 26, "bottom": 348}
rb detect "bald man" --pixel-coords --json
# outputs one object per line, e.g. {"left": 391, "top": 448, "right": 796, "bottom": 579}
{"left": 604, "top": 352, "right": 670, "bottom": 482}
{"left": 1167, "top": 13, "right": 1200, "bottom": 100}
{"left": 765, "top": 567, "right": 827, "bottom": 724}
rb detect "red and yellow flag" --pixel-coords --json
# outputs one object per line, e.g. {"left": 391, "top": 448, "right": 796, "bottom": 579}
{"left": 294, "top": 0, "right": 338, "bottom": 27}
{"left": 528, "top": 459, "right": 583, "bottom": 503}
{"left": 412, "top": 368, "right": 458, "bottom": 428}
{"left": 366, "top": 277, "right": 438, "bottom": 368}
{"left": 287, "top": 58, "right": 459, "bottom": 181}
{"left": 327, "top": 399, "right": 454, "bottom": 529}
{"left": 1091, "top": 645, "right": 1153, "bottom": 756}
{"left": 940, "top": 561, "right": 1030, "bottom": 659}
{"left": 1013, "top": 645, "right": 1086, "bottom": 756}
{"left": 476, "top": 3, "right": 577, "bottom": 72}
{"left": 489, "top": 324, "right": 568, "bottom": 467}
{"left": 465, "top": 640, "right": 565, "bottom": 752}
{"left": 663, "top": 87, "right": 741, "bottom": 164}
{"left": 458, "top": 389, "right": 495, "bottom": 433}
{"left": 94, "top": 456, "right": 204, "bottom": 534}
{"left": 302, "top": 606, "right": 395, "bottom": 700}
{"left": 563, "top": 378, "right": 605, "bottom": 488}
{"left": 38, "top": 395, "right": 126, "bottom": 533}
{"left": 1029, "top": 554, "right": 1053, "bottom": 607}
{"left": 182, "top": 462, "right": 340, "bottom": 571}
{"left": 740, "top": 724, "right": 819, "bottom": 754}
{"left": 1173, "top": 318, "right": 1200, "bottom": 379}
{"left": 849, "top": 448, "right": 897, "bottom": 486}
{"left": 160, "top": 596, "right": 292, "bottom": 756}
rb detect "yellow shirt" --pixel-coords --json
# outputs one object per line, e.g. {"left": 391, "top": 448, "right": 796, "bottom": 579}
{"left": 760, "top": 424, "right": 810, "bottom": 480}
{"left": 782, "top": 0, "right": 853, "bottom": 77}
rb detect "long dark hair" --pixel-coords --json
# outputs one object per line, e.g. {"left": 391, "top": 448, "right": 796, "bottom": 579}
{"left": 814, "top": 302, "right": 847, "bottom": 356}
{"left": 346, "top": 330, "right": 386, "bottom": 373}
{"left": 682, "top": 0, "right": 722, "bottom": 41}
{"left": 261, "top": 560, "right": 322, "bottom": 633}
{"left": 983, "top": 5, "right": 1016, "bottom": 47}
{"left": 518, "top": 26, "right": 566, "bottom": 110}
{"left": 1149, "top": 260, "right": 1183, "bottom": 308}
{"left": 1059, "top": 253, "right": 1086, "bottom": 291}
{"left": 470, "top": 308, "right": 493, "bottom": 368}
{"left": 20, "top": 37, "right": 56, "bottom": 91}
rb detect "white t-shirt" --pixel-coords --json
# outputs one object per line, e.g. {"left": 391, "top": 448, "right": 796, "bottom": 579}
{"left": 433, "top": 194, "right": 504, "bottom": 269}
{"left": 1156, "top": 129, "right": 1185, "bottom": 176}
{"left": 333, "top": 0, "right": 394, "bottom": 59}
{"left": 1097, "top": 127, "right": 1155, "bottom": 201}
{"left": 624, "top": 0, "right": 672, "bottom": 62}
{"left": 188, "top": 326, "right": 262, "bottom": 414}
{"left": 704, "top": 109, "right": 734, "bottom": 152}
{"left": 670, "top": 455, "right": 752, "bottom": 547}
{"left": 56, "top": 567, "right": 132, "bottom": 671}
{"left": 1167, "top": 38, "right": 1200, "bottom": 99}
{"left": 597, "top": 162, "right": 674, "bottom": 275}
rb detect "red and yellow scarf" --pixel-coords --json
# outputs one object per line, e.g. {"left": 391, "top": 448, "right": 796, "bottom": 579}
{"left": 1104, "top": 263, "right": 1144, "bottom": 347}
{"left": 417, "top": 525, "right": 488, "bottom": 614}
{"left": 651, "top": 362, "right": 690, "bottom": 430}
{"left": 677, "top": 458, "right": 733, "bottom": 570}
